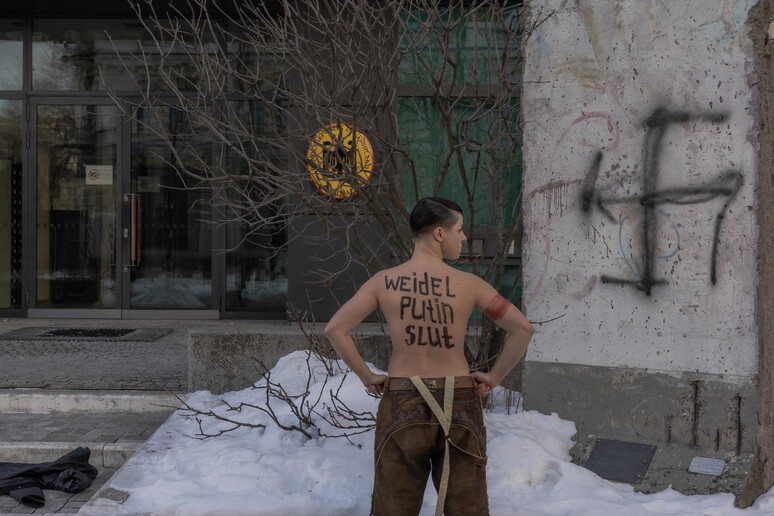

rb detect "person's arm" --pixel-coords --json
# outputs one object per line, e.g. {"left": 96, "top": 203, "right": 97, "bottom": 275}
{"left": 469, "top": 280, "right": 534, "bottom": 397}
{"left": 324, "top": 276, "right": 388, "bottom": 395}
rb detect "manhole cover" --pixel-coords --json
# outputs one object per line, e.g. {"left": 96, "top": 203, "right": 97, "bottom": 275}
{"left": 43, "top": 328, "right": 135, "bottom": 338}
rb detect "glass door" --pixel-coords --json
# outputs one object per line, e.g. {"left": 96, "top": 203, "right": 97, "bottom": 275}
{"left": 123, "top": 105, "right": 215, "bottom": 313}
{"left": 31, "top": 101, "right": 217, "bottom": 317}
{"left": 0, "top": 99, "right": 22, "bottom": 312}
{"left": 33, "top": 103, "right": 121, "bottom": 313}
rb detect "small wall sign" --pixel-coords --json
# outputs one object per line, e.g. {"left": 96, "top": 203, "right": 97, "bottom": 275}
{"left": 85, "top": 165, "right": 113, "bottom": 185}
{"left": 688, "top": 456, "right": 725, "bottom": 476}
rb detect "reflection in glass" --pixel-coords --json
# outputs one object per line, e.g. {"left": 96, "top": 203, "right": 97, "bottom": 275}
{"left": 398, "top": 6, "right": 520, "bottom": 86}
{"left": 0, "top": 100, "right": 22, "bottom": 309}
{"left": 36, "top": 105, "right": 120, "bottom": 308}
{"left": 33, "top": 19, "right": 217, "bottom": 92}
{"left": 225, "top": 217, "right": 287, "bottom": 312}
{"left": 0, "top": 21, "right": 22, "bottom": 90}
{"left": 226, "top": 32, "right": 286, "bottom": 94}
{"left": 130, "top": 106, "right": 213, "bottom": 309}
{"left": 223, "top": 100, "right": 288, "bottom": 312}
{"left": 398, "top": 96, "right": 521, "bottom": 228}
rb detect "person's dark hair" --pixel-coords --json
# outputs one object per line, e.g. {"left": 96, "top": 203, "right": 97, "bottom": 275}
{"left": 409, "top": 197, "right": 463, "bottom": 237}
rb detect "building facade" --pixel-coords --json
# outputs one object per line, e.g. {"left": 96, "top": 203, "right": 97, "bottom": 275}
{"left": 0, "top": 6, "right": 294, "bottom": 319}
{"left": 0, "top": 1, "right": 523, "bottom": 321}
{"left": 521, "top": 0, "right": 763, "bottom": 458}
{"left": 4, "top": 0, "right": 774, "bottom": 499}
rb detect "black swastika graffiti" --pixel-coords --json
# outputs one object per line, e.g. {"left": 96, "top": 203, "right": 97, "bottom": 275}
{"left": 581, "top": 107, "right": 743, "bottom": 295}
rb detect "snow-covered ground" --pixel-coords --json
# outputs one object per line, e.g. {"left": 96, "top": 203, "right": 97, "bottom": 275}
{"left": 95, "top": 352, "right": 774, "bottom": 515}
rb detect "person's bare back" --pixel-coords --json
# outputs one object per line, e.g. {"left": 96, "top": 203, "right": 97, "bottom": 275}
{"left": 325, "top": 197, "right": 533, "bottom": 397}
{"left": 375, "top": 260, "right": 478, "bottom": 378}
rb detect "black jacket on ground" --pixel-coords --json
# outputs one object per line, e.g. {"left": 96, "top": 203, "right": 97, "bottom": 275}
{"left": 0, "top": 447, "right": 98, "bottom": 508}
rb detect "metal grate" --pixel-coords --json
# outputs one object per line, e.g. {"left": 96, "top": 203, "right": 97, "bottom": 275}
{"left": 583, "top": 438, "right": 657, "bottom": 484}
{"left": 43, "top": 328, "right": 135, "bottom": 338}
{"left": 0, "top": 327, "right": 172, "bottom": 342}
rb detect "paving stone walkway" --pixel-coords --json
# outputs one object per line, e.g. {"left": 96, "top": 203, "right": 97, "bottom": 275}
{"left": 0, "top": 409, "right": 173, "bottom": 515}
{"left": 0, "top": 338, "right": 187, "bottom": 391}
{"left": 0, "top": 319, "right": 188, "bottom": 514}
{"left": 0, "top": 412, "right": 170, "bottom": 444}
{"left": 0, "top": 317, "right": 289, "bottom": 515}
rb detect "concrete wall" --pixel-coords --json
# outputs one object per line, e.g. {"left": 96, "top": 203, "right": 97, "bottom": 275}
{"left": 521, "top": 0, "right": 759, "bottom": 451}
{"left": 189, "top": 325, "right": 392, "bottom": 394}
{"left": 189, "top": 325, "right": 488, "bottom": 395}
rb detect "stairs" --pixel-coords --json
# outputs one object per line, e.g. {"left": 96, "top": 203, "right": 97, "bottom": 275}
{"left": 0, "top": 389, "right": 181, "bottom": 515}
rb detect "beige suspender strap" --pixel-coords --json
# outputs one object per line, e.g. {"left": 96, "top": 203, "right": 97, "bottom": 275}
{"left": 410, "top": 376, "right": 455, "bottom": 516}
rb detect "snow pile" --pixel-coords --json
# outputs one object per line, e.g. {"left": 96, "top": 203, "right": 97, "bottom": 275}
{"left": 104, "top": 351, "right": 774, "bottom": 515}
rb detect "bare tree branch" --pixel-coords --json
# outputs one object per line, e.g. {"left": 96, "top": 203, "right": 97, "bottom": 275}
{"left": 112, "top": 0, "right": 553, "bottom": 374}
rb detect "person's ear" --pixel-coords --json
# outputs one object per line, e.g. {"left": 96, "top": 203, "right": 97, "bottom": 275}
{"left": 433, "top": 226, "right": 444, "bottom": 242}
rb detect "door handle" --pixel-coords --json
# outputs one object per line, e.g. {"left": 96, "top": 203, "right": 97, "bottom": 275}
{"left": 125, "top": 193, "right": 141, "bottom": 267}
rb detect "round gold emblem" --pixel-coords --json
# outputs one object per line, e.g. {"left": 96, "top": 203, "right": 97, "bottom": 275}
{"left": 306, "top": 122, "right": 374, "bottom": 200}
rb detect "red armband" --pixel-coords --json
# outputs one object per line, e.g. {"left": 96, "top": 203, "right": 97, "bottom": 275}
{"left": 484, "top": 294, "right": 510, "bottom": 321}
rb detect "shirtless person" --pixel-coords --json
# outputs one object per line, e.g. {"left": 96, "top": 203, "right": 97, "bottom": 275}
{"left": 325, "top": 197, "right": 534, "bottom": 515}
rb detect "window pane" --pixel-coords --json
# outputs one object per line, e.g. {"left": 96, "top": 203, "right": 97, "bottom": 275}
{"left": 223, "top": 100, "right": 288, "bottom": 312}
{"left": 33, "top": 19, "right": 218, "bottom": 92}
{"left": 398, "top": 6, "right": 520, "bottom": 86}
{"left": 0, "top": 21, "right": 23, "bottom": 90}
{"left": 398, "top": 96, "right": 521, "bottom": 228}
{"left": 225, "top": 220, "right": 288, "bottom": 312}
{"left": 36, "top": 105, "right": 120, "bottom": 308}
{"left": 130, "top": 106, "right": 213, "bottom": 309}
{"left": 0, "top": 100, "right": 22, "bottom": 309}
{"left": 399, "top": 95, "right": 522, "bottom": 298}
{"left": 225, "top": 30, "right": 286, "bottom": 94}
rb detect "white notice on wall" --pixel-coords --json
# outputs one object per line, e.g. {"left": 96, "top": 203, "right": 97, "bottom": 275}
{"left": 85, "top": 165, "right": 113, "bottom": 185}
{"left": 688, "top": 456, "right": 725, "bottom": 476}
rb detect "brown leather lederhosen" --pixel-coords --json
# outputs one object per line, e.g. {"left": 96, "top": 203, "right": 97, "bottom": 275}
{"left": 371, "top": 376, "right": 488, "bottom": 516}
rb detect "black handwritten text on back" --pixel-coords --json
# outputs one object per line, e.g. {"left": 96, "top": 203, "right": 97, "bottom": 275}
{"left": 385, "top": 272, "right": 457, "bottom": 348}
